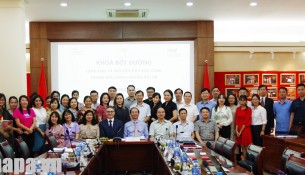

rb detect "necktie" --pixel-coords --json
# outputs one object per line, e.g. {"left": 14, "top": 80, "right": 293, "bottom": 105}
{"left": 109, "top": 120, "right": 113, "bottom": 128}
{"left": 134, "top": 122, "right": 138, "bottom": 136}
{"left": 261, "top": 97, "right": 265, "bottom": 107}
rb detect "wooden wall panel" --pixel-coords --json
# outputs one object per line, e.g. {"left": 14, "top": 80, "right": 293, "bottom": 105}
{"left": 46, "top": 22, "right": 123, "bottom": 40}
{"left": 122, "top": 21, "right": 197, "bottom": 39}
{"left": 197, "top": 21, "right": 214, "bottom": 38}
{"left": 30, "top": 21, "right": 214, "bottom": 101}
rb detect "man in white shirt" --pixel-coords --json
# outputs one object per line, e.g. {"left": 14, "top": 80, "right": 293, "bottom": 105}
{"left": 174, "top": 88, "right": 184, "bottom": 109}
{"left": 173, "top": 108, "right": 194, "bottom": 141}
{"left": 149, "top": 107, "right": 174, "bottom": 140}
{"left": 179, "top": 91, "right": 199, "bottom": 122}
{"left": 130, "top": 90, "right": 151, "bottom": 123}
{"left": 90, "top": 90, "right": 99, "bottom": 110}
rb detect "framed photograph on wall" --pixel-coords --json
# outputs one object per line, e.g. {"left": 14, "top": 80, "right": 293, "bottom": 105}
{"left": 244, "top": 74, "right": 259, "bottom": 85}
{"left": 268, "top": 87, "right": 278, "bottom": 100}
{"left": 299, "top": 73, "right": 305, "bottom": 84}
{"left": 280, "top": 73, "right": 296, "bottom": 85}
{"left": 225, "top": 88, "right": 239, "bottom": 97}
{"left": 262, "top": 74, "right": 277, "bottom": 85}
{"left": 225, "top": 74, "right": 241, "bottom": 86}
{"left": 287, "top": 87, "right": 296, "bottom": 100}
{"left": 247, "top": 87, "right": 258, "bottom": 100}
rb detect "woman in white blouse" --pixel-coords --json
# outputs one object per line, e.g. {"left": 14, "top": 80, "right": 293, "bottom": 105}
{"left": 31, "top": 95, "right": 48, "bottom": 155}
{"left": 211, "top": 94, "right": 233, "bottom": 139}
{"left": 79, "top": 110, "right": 99, "bottom": 139}
{"left": 251, "top": 94, "right": 267, "bottom": 146}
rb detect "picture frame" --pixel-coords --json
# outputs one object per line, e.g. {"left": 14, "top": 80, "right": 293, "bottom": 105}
{"left": 243, "top": 74, "right": 259, "bottom": 85}
{"left": 247, "top": 87, "right": 258, "bottom": 100}
{"left": 267, "top": 87, "right": 278, "bottom": 100}
{"left": 262, "top": 74, "right": 277, "bottom": 85}
{"left": 225, "top": 74, "right": 241, "bottom": 86}
{"left": 287, "top": 87, "right": 296, "bottom": 100}
{"left": 225, "top": 88, "right": 239, "bottom": 97}
{"left": 280, "top": 73, "right": 296, "bottom": 85}
{"left": 299, "top": 73, "right": 305, "bottom": 84}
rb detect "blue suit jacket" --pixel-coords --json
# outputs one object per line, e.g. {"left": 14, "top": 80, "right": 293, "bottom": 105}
{"left": 99, "top": 119, "right": 124, "bottom": 138}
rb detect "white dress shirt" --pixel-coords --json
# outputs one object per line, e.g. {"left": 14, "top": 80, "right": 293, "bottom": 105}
{"left": 178, "top": 103, "right": 199, "bottom": 122}
{"left": 130, "top": 102, "right": 151, "bottom": 121}
{"left": 251, "top": 105, "right": 267, "bottom": 125}
{"left": 211, "top": 106, "right": 233, "bottom": 126}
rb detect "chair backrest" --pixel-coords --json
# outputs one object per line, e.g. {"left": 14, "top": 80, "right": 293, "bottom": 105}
{"left": 14, "top": 137, "right": 31, "bottom": 159}
{"left": 0, "top": 140, "right": 15, "bottom": 158}
{"left": 286, "top": 155, "right": 305, "bottom": 175}
{"left": 223, "top": 139, "right": 237, "bottom": 163}
{"left": 45, "top": 134, "right": 58, "bottom": 151}
{"left": 215, "top": 137, "right": 226, "bottom": 155}
{"left": 246, "top": 144, "right": 264, "bottom": 175}
{"left": 281, "top": 148, "right": 305, "bottom": 171}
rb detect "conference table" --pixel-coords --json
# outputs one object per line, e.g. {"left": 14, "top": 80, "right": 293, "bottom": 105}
{"left": 262, "top": 135, "right": 305, "bottom": 172}
{"left": 41, "top": 140, "right": 252, "bottom": 175}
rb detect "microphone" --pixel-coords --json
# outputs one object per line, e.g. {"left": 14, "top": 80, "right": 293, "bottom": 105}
{"left": 206, "top": 141, "right": 215, "bottom": 151}
{"left": 113, "top": 126, "right": 123, "bottom": 142}
{"left": 203, "top": 160, "right": 213, "bottom": 175}
{"left": 66, "top": 129, "right": 78, "bottom": 163}
{"left": 84, "top": 141, "right": 93, "bottom": 158}
{"left": 166, "top": 128, "right": 168, "bottom": 138}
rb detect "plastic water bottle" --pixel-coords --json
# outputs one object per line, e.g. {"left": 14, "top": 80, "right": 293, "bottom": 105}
{"left": 191, "top": 165, "right": 199, "bottom": 175}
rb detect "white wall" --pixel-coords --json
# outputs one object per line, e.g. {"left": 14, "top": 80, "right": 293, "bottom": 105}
{"left": 0, "top": 0, "right": 26, "bottom": 99}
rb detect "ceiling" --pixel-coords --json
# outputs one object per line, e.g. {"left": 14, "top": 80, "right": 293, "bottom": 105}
{"left": 24, "top": 0, "right": 305, "bottom": 42}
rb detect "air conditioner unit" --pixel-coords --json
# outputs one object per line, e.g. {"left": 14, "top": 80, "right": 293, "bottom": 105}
{"left": 106, "top": 9, "right": 149, "bottom": 18}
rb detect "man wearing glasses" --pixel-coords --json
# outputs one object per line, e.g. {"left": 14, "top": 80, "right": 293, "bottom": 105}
{"left": 99, "top": 106, "right": 124, "bottom": 138}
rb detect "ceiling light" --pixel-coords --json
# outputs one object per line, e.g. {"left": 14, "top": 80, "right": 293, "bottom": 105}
{"left": 250, "top": 2, "right": 257, "bottom": 7}
{"left": 124, "top": 2, "right": 131, "bottom": 7}
{"left": 60, "top": 2, "right": 68, "bottom": 7}
{"left": 186, "top": 2, "right": 194, "bottom": 7}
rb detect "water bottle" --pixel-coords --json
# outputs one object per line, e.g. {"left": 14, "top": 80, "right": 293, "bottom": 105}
{"left": 191, "top": 165, "right": 199, "bottom": 175}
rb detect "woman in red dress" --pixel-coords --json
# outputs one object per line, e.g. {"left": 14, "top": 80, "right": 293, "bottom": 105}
{"left": 235, "top": 95, "right": 252, "bottom": 160}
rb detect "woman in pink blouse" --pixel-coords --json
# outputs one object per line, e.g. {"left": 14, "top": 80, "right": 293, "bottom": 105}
{"left": 46, "top": 111, "right": 65, "bottom": 148}
{"left": 13, "top": 95, "right": 36, "bottom": 156}
{"left": 96, "top": 93, "right": 110, "bottom": 122}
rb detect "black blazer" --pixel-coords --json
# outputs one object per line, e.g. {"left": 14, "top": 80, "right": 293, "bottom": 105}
{"left": 99, "top": 119, "right": 124, "bottom": 138}
{"left": 264, "top": 97, "right": 275, "bottom": 128}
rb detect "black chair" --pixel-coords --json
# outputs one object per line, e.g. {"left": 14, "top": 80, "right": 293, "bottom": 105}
{"left": 237, "top": 144, "right": 264, "bottom": 175}
{"left": 45, "top": 134, "right": 59, "bottom": 151}
{"left": 223, "top": 139, "right": 237, "bottom": 163}
{"left": 281, "top": 148, "right": 305, "bottom": 172}
{"left": 14, "top": 136, "right": 31, "bottom": 159}
{"left": 286, "top": 155, "right": 305, "bottom": 175}
{"left": 215, "top": 137, "right": 226, "bottom": 155}
{"left": 0, "top": 140, "right": 15, "bottom": 158}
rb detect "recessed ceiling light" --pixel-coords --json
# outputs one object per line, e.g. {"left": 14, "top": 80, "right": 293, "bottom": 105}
{"left": 186, "top": 2, "right": 193, "bottom": 7}
{"left": 60, "top": 2, "right": 68, "bottom": 7}
{"left": 250, "top": 2, "right": 257, "bottom": 7}
{"left": 124, "top": 2, "right": 131, "bottom": 7}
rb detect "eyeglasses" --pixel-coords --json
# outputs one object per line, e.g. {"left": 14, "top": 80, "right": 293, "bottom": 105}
{"left": 107, "top": 111, "right": 114, "bottom": 113}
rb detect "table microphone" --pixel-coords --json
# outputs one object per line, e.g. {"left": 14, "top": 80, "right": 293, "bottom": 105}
{"left": 66, "top": 129, "right": 78, "bottom": 163}
{"left": 84, "top": 141, "right": 93, "bottom": 158}
{"left": 202, "top": 160, "right": 213, "bottom": 175}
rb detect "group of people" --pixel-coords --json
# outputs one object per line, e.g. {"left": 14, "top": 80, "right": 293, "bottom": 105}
{"left": 0, "top": 83, "right": 304, "bottom": 160}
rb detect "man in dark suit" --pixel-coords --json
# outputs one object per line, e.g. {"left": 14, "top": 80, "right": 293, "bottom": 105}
{"left": 99, "top": 106, "right": 124, "bottom": 138}
{"left": 258, "top": 85, "right": 275, "bottom": 135}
